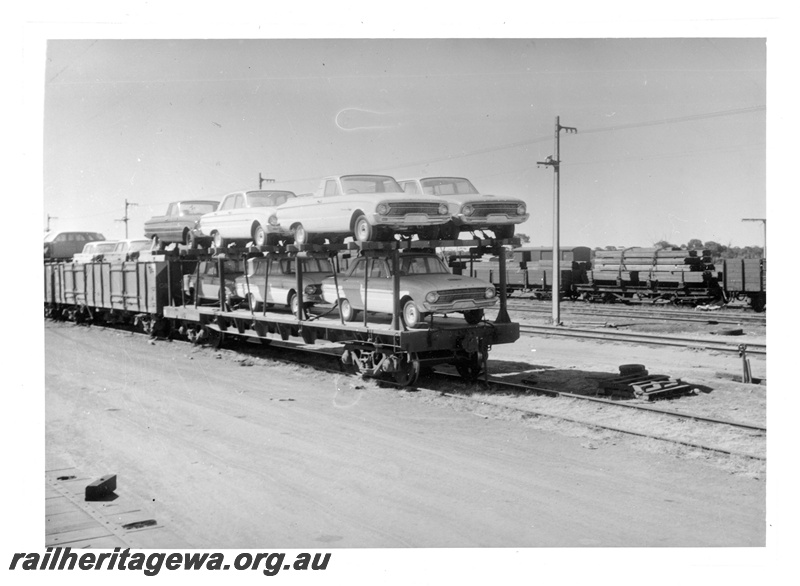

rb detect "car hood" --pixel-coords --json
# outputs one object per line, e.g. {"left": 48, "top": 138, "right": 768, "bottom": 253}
{"left": 432, "top": 193, "right": 526, "bottom": 206}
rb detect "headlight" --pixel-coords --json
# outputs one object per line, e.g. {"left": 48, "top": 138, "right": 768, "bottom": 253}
{"left": 425, "top": 291, "right": 439, "bottom": 303}
{"left": 462, "top": 204, "right": 474, "bottom": 216}
{"left": 438, "top": 203, "right": 449, "bottom": 215}
{"left": 517, "top": 203, "right": 526, "bottom": 215}
{"left": 268, "top": 215, "right": 279, "bottom": 226}
{"left": 377, "top": 202, "right": 390, "bottom": 215}
{"left": 485, "top": 287, "right": 496, "bottom": 299}
{"left": 304, "top": 284, "right": 318, "bottom": 295}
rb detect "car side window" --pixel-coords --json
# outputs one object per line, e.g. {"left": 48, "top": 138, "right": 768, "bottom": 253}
{"left": 234, "top": 194, "right": 245, "bottom": 209}
{"left": 324, "top": 180, "right": 340, "bottom": 197}
{"left": 369, "top": 259, "right": 388, "bottom": 278}
{"left": 219, "top": 196, "right": 234, "bottom": 210}
{"left": 167, "top": 203, "right": 176, "bottom": 216}
{"left": 350, "top": 258, "right": 366, "bottom": 278}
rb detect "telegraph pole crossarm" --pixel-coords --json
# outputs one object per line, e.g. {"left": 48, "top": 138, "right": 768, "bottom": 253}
{"left": 115, "top": 199, "right": 138, "bottom": 239}
{"left": 259, "top": 173, "right": 275, "bottom": 189}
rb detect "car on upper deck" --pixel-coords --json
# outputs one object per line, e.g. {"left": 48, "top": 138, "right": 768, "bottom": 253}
{"left": 273, "top": 174, "right": 451, "bottom": 245}
{"left": 320, "top": 251, "right": 497, "bottom": 328}
{"left": 397, "top": 176, "right": 528, "bottom": 239}
{"left": 234, "top": 255, "right": 332, "bottom": 315}
{"left": 144, "top": 200, "right": 219, "bottom": 248}
{"left": 72, "top": 240, "right": 118, "bottom": 263}
{"left": 44, "top": 231, "right": 105, "bottom": 260}
{"left": 193, "top": 190, "right": 297, "bottom": 248}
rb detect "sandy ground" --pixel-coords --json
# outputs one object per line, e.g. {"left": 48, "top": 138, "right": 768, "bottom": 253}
{"left": 44, "top": 318, "right": 765, "bottom": 549}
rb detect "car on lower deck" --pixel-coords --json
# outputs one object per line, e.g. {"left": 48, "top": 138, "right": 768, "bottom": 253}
{"left": 72, "top": 241, "right": 118, "bottom": 263}
{"left": 183, "top": 258, "right": 246, "bottom": 307}
{"left": 144, "top": 200, "right": 219, "bottom": 248}
{"left": 101, "top": 239, "right": 153, "bottom": 263}
{"left": 193, "top": 190, "right": 296, "bottom": 248}
{"left": 234, "top": 256, "right": 332, "bottom": 315}
{"left": 397, "top": 176, "right": 528, "bottom": 239}
{"left": 273, "top": 174, "right": 451, "bottom": 244}
{"left": 320, "top": 251, "right": 497, "bottom": 327}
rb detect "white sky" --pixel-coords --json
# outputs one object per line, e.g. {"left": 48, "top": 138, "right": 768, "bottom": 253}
{"left": 40, "top": 37, "right": 766, "bottom": 249}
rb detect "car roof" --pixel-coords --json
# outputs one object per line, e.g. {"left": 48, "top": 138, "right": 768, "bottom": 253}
{"left": 44, "top": 231, "right": 105, "bottom": 242}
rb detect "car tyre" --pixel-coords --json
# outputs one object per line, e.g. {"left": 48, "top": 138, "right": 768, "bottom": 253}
{"left": 493, "top": 225, "right": 515, "bottom": 240}
{"left": 293, "top": 224, "right": 310, "bottom": 245}
{"left": 354, "top": 215, "right": 374, "bottom": 242}
{"left": 340, "top": 298, "right": 358, "bottom": 322}
{"left": 212, "top": 231, "right": 225, "bottom": 248}
{"left": 462, "top": 309, "right": 484, "bottom": 324}
{"left": 252, "top": 224, "right": 267, "bottom": 247}
{"left": 401, "top": 297, "right": 423, "bottom": 328}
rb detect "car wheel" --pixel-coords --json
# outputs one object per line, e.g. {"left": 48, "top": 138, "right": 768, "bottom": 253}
{"left": 252, "top": 224, "right": 267, "bottom": 247}
{"left": 293, "top": 224, "right": 310, "bottom": 245}
{"left": 401, "top": 297, "right": 422, "bottom": 328}
{"left": 246, "top": 293, "right": 262, "bottom": 312}
{"left": 340, "top": 298, "right": 358, "bottom": 322}
{"left": 441, "top": 223, "right": 460, "bottom": 240}
{"left": 150, "top": 235, "right": 163, "bottom": 251}
{"left": 462, "top": 308, "right": 484, "bottom": 324}
{"left": 493, "top": 225, "right": 515, "bottom": 240}
{"left": 212, "top": 231, "right": 225, "bottom": 248}
{"left": 354, "top": 215, "right": 374, "bottom": 242}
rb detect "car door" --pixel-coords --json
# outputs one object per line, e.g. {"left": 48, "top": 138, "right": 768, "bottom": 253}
{"left": 362, "top": 258, "right": 393, "bottom": 313}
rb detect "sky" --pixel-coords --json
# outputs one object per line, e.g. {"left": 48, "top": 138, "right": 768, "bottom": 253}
{"left": 40, "top": 37, "right": 766, "bottom": 249}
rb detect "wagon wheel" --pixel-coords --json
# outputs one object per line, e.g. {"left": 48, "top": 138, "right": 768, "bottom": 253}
{"left": 185, "top": 326, "right": 203, "bottom": 344}
{"left": 455, "top": 351, "right": 484, "bottom": 382}
{"left": 204, "top": 327, "right": 225, "bottom": 349}
{"left": 394, "top": 353, "right": 421, "bottom": 387}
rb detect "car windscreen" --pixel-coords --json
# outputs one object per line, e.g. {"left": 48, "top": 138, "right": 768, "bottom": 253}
{"left": 95, "top": 242, "right": 118, "bottom": 252}
{"left": 180, "top": 202, "right": 218, "bottom": 215}
{"left": 341, "top": 175, "right": 403, "bottom": 194}
{"left": 128, "top": 241, "right": 153, "bottom": 252}
{"left": 399, "top": 255, "right": 450, "bottom": 275}
{"left": 247, "top": 191, "right": 296, "bottom": 207}
{"left": 420, "top": 178, "right": 479, "bottom": 196}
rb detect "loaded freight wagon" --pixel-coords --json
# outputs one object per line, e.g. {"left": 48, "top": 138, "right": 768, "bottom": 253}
{"left": 45, "top": 237, "right": 521, "bottom": 387}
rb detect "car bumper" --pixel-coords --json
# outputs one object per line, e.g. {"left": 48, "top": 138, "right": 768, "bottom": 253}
{"left": 370, "top": 214, "right": 450, "bottom": 227}
{"left": 453, "top": 213, "right": 530, "bottom": 226}
{"left": 423, "top": 298, "right": 497, "bottom": 312}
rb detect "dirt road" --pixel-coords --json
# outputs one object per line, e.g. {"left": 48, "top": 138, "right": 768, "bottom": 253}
{"left": 44, "top": 321, "right": 764, "bottom": 548}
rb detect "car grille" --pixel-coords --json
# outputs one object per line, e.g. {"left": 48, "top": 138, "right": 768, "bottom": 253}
{"left": 435, "top": 287, "right": 486, "bottom": 303}
{"left": 386, "top": 202, "right": 444, "bottom": 216}
{"left": 468, "top": 203, "right": 521, "bottom": 217}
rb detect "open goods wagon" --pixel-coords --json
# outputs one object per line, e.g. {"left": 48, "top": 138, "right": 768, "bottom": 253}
{"left": 44, "top": 238, "right": 520, "bottom": 387}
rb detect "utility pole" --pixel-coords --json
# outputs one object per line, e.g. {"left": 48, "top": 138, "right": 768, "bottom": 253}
{"left": 538, "top": 116, "right": 577, "bottom": 326}
{"left": 45, "top": 214, "right": 58, "bottom": 232}
{"left": 259, "top": 173, "right": 275, "bottom": 189}
{"left": 116, "top": 199, "right": 138, "bottom": 239}
{"left": 741, "top": 218, "right": 766, "bottom": 259}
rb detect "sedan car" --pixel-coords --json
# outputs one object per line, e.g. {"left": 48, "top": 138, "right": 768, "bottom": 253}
{"left": 72, "top": 240, "right": 118, "bottom": 263}
{"left": 273, "top": 174, "right": 451, "bottom": 244}
{"left": 397, "top": 177, "right": 528, "bottom": 239}
{"left": 102, "top": 239, "right": 153, "bottom": 263}
{"left": 144, "top": 200, "right": 219, "bottom": 248}
{"left": 184, "top": 258, "right": 245, "bottom": 307}
{"left": 193, "top": 190, "right": 296, "bottom": 248}
{"left": 44, "top": 231, "right": 105, "bottom": 260}
{"left": 321, "top": 251, "right": 497, "bottom": 327}
{"left": 234, "top": 256, "right": 332, "bottom": 315}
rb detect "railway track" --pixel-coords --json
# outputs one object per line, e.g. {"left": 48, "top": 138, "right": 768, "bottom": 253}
{"left": 506, "top": 299, "right": 767, "bottom": 327}
{"left": 47, "top": 318, "right": 766, "bottom": 463}
{"left": 516, "top": 323, "right": 766, "bottom": 355}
